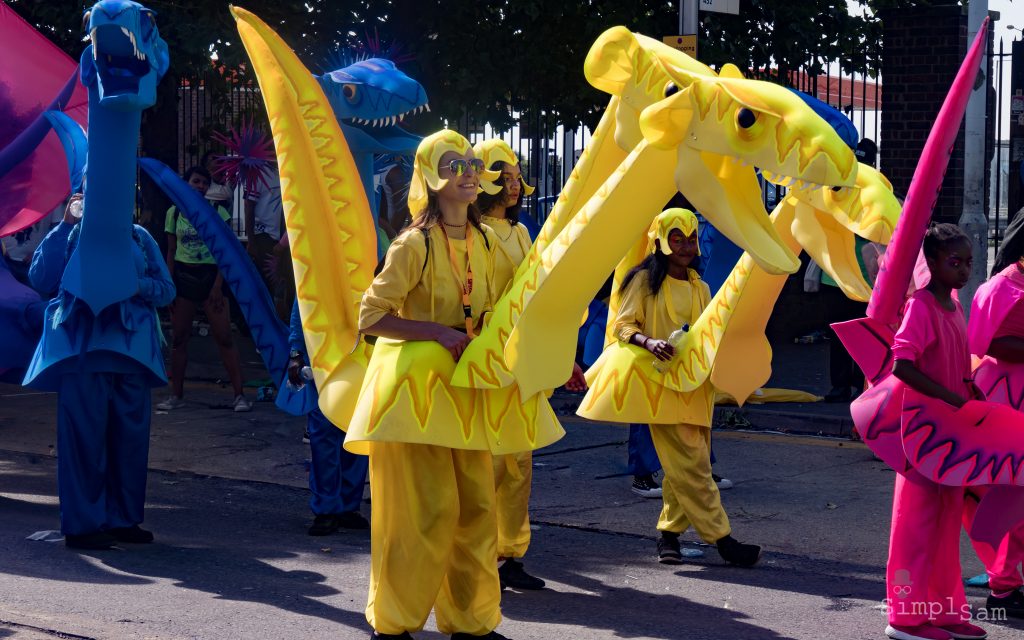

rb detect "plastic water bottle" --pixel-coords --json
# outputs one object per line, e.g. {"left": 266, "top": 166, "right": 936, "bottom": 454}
{"left": 652, "top": 324, "right": 689, "bottom": 373}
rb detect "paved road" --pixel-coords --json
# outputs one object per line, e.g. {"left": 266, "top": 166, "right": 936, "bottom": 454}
{"left": 0, "top": 382, "right": 1021, "bottom": 640}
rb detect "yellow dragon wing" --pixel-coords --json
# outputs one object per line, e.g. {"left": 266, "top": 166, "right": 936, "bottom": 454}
{"left": 232, "top": 7, "right": 377, "bottom": 424}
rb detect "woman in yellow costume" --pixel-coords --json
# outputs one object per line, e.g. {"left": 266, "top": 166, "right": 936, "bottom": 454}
{"left": 474, "top": 138, "right": 565, "bottom": 592}
{"left": 357, "top": 130, "right": 509, "bottom": 640}
{"left": 578, "top": 208, "right": 761, "bottom": 567}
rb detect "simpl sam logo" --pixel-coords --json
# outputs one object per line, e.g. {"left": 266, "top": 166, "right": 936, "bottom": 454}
{"left": 892, "top": 569, "right": 913, "bottom": 599}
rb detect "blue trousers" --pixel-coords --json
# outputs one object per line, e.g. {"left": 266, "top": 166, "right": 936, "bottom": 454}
{"left": 57, "top": 372, "right": 151, "bottom": 535}
{"left": 307, "top": 408, "right": 368, "bottom": 515}
{"left": 628, "top": 423, "right": 717, "bottom": 476}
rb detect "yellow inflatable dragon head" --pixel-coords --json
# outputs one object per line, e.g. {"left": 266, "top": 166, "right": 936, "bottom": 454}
{"left": 649, "top": 207, "right": 700, "bottom": 256}
{"left": 409, "top": 130, "right": 500, "bottom": 215}
{"left": 473, "top": 138, "right": 535, "bottom": 196}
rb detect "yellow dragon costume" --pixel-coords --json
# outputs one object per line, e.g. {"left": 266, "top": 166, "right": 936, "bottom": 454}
{"left": 452, "top": 27, "right": 859, "bottom": 403}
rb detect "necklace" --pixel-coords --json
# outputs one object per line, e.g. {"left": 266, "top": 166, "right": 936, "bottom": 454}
{"left": 442, "top": 220, "right": 467, "bottom": 228}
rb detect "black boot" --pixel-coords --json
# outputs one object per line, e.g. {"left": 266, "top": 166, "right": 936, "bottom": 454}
{"left": 109, "top": 525, "right": 154, "bottom": 544}
{"left": 65, "top": 531, "right": 116, "bottom": 550}
{"left": 716, "top": 535, "right": 761, "bottom": 567}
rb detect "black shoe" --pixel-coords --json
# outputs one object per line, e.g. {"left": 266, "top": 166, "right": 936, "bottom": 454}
{"left": 657, "top": 531, "right": 683, "bottom": 565}
{"left": 65, "top": 531, "right": 116, "bottom": 550}
{"left": 308, "top": 514, "right": 342, "bottom": 536}
{"left": 987, "top": 588, "right": 1024, "bottom": 619}
{"left": 337, "top": 511, "right": 370, "bottom": 530}
{"left": 451, "top": 632, "right": 510, "bottom": 640}
{"left": 824, "top": 387, "right": 852, "bottom": 403}
{"left": 371, "top": 633, "right": 413, "bottom": 639}
{"left": 716, "top": 535, "right": 761, "bottom": 567}
{"left": 631, "top": 474, "right": 662, "bottom": 498}
{"left": 498, "top": 558, "right": 545, "bottom": 590}
{"left": 109, "top": 525, "right": 154, "bottom": 544}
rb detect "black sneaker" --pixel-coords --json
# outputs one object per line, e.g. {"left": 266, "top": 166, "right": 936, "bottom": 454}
{"left": 302, "top": 429, "right": 311, "bottom": 444}
{"left": 451, "top": 632, "right": 510, "bottom": 639}
{"left": 498, "top": 558, "right": 545, "bottom": 590}
{"left": 371, "top": 633, "right": 413, "bottom": 639}
{"left": 109, "top": 525, "right": 154, "bottom": 544}
{"left": 987, "top": 588, "right": 1024, "bottom": 619}
{"left": 65, "top": 531, "right": 116, "bottom": 550}
{"left": 716, "top": 535, "right": 761, "bottom": 567}
{"left": 657, "top": 531, "right": 683, "bottom": 564}
{"left": 632, "top": 474, "right": 662, "bottom": 498}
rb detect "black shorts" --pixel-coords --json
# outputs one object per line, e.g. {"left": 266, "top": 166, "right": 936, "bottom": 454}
{"left": 173, "top": 262, "right": 219, "bottom": 303}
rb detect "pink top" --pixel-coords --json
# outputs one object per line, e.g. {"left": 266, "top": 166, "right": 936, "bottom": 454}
{"left": 892, "top": 289, "right": 971, "bottom": 396}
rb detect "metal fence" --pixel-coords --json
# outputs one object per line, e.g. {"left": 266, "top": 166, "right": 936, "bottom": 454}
{"left": 178, "top": 58, "right": 882, "bottom": 234}
{"left": 178, "top": 72, "right": 266, "bottom": 235}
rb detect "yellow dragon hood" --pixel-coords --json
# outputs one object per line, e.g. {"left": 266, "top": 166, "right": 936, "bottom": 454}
{"left": 473, "top": 138, "right": 535, "bottom": 196}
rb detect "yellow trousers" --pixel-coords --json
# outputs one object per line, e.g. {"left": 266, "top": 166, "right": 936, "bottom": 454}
{"left": 366, "top": 442, "right": 502, "bottom": 636}
{"left": 649, "top": 423, "right": 731, "bottom": 543}
{"left": 493, "top": 451, "right": 533, "bottom": 558}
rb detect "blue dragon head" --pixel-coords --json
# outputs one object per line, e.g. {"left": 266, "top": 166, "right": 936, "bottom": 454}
{"left": 316, "top": 57, "right": 427, "bottom": 152}
{"left": 80, "top": 0, "right": 169, "bottom": 111}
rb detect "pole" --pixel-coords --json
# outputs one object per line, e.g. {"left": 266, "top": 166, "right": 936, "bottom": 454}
{"left": 682, "top": 0, "right": 698, "bottom": 34}
{"left": 958, "top": 0, "right": 989, "bottom": 317}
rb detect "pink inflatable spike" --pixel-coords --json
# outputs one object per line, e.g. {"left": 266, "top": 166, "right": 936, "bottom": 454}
{"left": 866, "top": 17, "right": 989, "bottom": 325}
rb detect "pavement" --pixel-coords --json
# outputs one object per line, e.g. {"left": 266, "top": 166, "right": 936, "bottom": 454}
{"left": 0, "top": 330, "right": 1022, "bottom": 640}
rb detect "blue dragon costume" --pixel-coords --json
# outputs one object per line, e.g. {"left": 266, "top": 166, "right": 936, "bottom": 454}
{"left": 22, "top": 0, "right": 173, "bottom": 547}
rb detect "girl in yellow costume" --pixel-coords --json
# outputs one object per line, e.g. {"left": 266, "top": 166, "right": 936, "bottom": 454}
{"left": 578, "top": 208, "right": 761, "bottom": 567}
{"left": 474, "top": 138, "right": 588, "bottom": 591}
{"left": 357, "top": 131, "right": 509, "bottom": 640}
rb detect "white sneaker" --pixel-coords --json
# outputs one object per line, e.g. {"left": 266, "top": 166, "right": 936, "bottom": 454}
{"left": 156, "top": 396, "right": 185, "bottom": 411}
{"left": 233, "top": 395, "right": 253, "bottom": 412}
{"left": 713, "top": 473, "right": 734, "bottom": 490}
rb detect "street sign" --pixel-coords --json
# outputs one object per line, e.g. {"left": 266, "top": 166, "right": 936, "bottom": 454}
{"left": 700, "top": 0, "right": 740, "bottom": 15}
{"left": 663, "top": 35, "right": 698, "bottom": 57}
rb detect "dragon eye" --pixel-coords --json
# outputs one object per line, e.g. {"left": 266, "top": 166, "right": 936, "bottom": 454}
{"left": 737, "top": 108, "right": 757, "bottom": 129}
{"left": 342, "top": 84, "right": 357, "bottom": 101}
{"left": 663, "top": 82, "right": 679, "bottom": 97}
{"left": 831, "top": 186, "right": 843, "bottom": 192}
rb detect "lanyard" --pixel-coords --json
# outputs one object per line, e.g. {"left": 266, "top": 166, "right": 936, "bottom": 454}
{"left": 439, "top": 224, "right": 475, "bottom": 338}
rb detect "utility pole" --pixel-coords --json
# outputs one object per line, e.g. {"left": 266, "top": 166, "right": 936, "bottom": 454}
{"left": 680, "top": 0, "right": 698, "bottom": 34}
{"left": 958, "top": 0, "right": 989, "bottom": 317}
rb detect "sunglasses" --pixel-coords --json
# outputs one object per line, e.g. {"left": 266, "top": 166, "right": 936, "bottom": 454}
{"left": 444, "top": 158, "right": 485, "bottom": 176}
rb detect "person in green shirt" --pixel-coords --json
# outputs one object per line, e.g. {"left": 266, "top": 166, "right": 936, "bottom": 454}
{"left": 157, "top": 166, "right": 252, "bottom": 413}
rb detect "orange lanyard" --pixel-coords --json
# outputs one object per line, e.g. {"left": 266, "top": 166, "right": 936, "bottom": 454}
{"left": 439, "top": 224, "right": 475, "bottom": 338}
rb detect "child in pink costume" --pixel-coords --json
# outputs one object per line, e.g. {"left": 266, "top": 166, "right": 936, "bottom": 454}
{"left": 886, "top": 224, "right": 987, "bottom": 640}
{"left": 966, "top": 247, "right": 1024, "bottom": 619}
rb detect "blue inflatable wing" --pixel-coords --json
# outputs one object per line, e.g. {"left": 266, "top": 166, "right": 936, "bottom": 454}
{"left": 138, "top": 157, "right": 315, "bottom": 415}
{"left": 43, "top": 111, "right": 87, "bottom": 194}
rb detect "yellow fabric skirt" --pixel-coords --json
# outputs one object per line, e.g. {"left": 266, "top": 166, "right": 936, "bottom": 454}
{"left": 345, "top": 338, "right": 565, "bottom": 455}
{"left": 578, "top": 341, "right": 713, "bottom": 425}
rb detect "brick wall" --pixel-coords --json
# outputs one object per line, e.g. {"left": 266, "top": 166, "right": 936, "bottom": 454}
{"left": 879, "top": 5, "right": 967, "bottom": 224}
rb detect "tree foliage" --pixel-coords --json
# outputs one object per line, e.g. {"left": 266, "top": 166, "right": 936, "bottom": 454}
{"left": 6, "top": 0, "right": 925, "bottom": 133}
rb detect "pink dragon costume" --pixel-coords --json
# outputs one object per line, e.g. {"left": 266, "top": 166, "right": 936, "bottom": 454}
{"left": 830, "top": 18, "right": 1024, "bottom": 639}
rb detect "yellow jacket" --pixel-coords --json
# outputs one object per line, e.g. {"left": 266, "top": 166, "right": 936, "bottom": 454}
{"left": 481, "top": 215, "right": 532, "bottom": 296}
{"left": 347, "top": 222, "right": 564, "bottom": 454}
